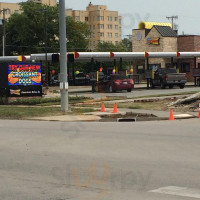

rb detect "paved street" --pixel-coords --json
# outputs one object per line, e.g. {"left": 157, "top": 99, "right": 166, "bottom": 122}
{"left": 72, "top": 86, "right": 200, "bottom": 99}
{"left": 0, "top": 119, "right": 200, "bottom": 199}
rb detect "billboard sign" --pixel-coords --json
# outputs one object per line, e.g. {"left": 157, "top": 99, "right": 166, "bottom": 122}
{"left": 8, "top": 63, "right": 42, "bottom": 86}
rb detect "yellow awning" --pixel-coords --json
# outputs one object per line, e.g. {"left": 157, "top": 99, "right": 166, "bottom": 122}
{"left": 138, "top": 21, "right": 172, "bottom": 29}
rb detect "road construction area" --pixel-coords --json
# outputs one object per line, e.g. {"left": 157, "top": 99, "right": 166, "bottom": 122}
{"left": 0, "top": 83, "right": 199, "bottom": 122}
{"left": 29, "top": 83, "right": 200, "bottom": 122}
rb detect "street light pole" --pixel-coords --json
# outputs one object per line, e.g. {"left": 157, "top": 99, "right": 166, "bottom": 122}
{"left": 0, "top": 8, "right": 9, "bottom": 56}
{"left": 59, "top": 0, "right": 68, "bottom": 111}
{"left": 44, "top": 9, "right": 48, "bottom": 85}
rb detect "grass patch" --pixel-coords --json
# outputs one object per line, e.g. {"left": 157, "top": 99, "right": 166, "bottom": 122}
{"left": 0, "top": 105, "right": 62, "bottom": 119}
{"left": 6, "top": 96, "right": 92, "bottom": 106}
{"left": 71, "top": 107, "right": 96, "bottom": 113}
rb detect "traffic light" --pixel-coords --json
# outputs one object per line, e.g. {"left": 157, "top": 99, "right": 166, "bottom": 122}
{"left": 52, "top": 54, "right": 60, "bottom": 63}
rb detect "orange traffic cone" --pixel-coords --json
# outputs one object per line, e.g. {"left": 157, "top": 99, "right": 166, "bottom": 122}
{"left": 112, "top": 103, "right": 119, "bottom": 113}
{"left": 101, "top": 102, "right": 106, "bottom": 112}
{"left": 169, "top": 109, "right": 175, "bottom": 120}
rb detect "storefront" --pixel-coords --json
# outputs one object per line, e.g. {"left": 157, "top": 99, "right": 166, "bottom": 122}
{"left": 132, "top": 22, "right": 200, "bottom": 82}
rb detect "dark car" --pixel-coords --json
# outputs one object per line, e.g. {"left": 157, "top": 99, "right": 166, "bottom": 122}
{"left": 51, "top": 75, "right": 59, "bottom": 86}
{"left": 94, "top": 74, "right": 134, "bottom": 92}
{"left": 69, "top": 72, "right": 90, "bottom": 85}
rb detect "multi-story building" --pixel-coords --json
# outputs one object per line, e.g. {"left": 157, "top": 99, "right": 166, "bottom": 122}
{"left": 0, "top": 0, "right": 57, "bottom": 19}
{"left": 66, "top": 2, "right": 122, "bottom": 51}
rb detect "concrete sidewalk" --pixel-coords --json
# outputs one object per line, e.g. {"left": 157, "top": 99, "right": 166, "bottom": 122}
{"left": 29, "top": 107, "right": 198, "bottom": 122}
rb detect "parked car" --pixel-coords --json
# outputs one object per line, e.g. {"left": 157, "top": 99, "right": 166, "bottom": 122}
{"left": 94, "top": 74, "right": 134, "bottom": 92}
{"left": 150, "top": 68, "right": 187, "bottom": 89}
{"left": 89, "top": 71, "right": 105, "bottom": 82}
{"left": 51, "top": 75, "right": 59, "bottom": 86}
{"left": 69, "top": 72, "right": 90, "bottom": 85}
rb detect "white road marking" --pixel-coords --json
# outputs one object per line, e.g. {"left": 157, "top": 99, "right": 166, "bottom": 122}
{"left": 149, "top": 186, "right": 200, "bottom": 199}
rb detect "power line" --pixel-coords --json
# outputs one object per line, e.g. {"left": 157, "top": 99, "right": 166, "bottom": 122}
{"left": 166, "top": 15, "right": 178, "bottom": 30}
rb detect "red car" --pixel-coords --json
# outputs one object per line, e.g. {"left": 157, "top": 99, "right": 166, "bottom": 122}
{"left": 95, "top": 74, "right": 134, "bottom": 92}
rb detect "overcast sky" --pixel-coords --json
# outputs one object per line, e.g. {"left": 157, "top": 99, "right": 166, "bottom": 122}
{"left": 3, "top": 0, "right": 200, "bottom": 37}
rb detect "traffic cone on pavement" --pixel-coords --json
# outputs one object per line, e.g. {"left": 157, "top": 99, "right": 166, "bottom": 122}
{"left": 112, "top": 103, "right": 119, "bottom": 113}
{"left": 101, "top": 102, "right": 106, "bottom": 112}
{"left": 169, "top": 109, "right": 175, "bottom": 120}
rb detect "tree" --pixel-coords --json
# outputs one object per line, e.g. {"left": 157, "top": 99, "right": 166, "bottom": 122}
{"left": 66, "top": 16, "right": 90, "bottom": 52}
{"left": 5, "top": 2, "right": 59, "bottom": 55}
{"left": 4, "top": 2, "right": 90, "bottom": 56}
{"left": 96, "top": 41, "right": 126, "bottom": 52}
{"left": 122, "top": 38, "right": 132, "bottom": 52}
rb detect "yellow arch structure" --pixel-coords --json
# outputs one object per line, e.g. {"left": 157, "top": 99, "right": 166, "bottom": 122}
{"left": 138, "top": 21, "right": 172, "bottom": 29}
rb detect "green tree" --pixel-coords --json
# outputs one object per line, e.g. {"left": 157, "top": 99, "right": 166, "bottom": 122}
{"left": 66, "top": 16, "right": 90, "bottom": 52}
{"left": 4, "top": 2, "right": 90, "bottom": 56}
{"left": 5, "top": 2, "right": 59, "bottom": 55}
{"left": 122, "top": 38, "right": 132, "bottom": 52}
{"left": 96, "top": 41, "right": 126, "bottom": 52}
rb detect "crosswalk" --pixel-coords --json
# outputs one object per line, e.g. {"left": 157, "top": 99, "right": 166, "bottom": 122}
{"left": 149, "top": 186, "right": 200, "bottom": 199}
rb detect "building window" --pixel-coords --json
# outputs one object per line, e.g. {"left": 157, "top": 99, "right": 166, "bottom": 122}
{"left": 93, "top": 25, "right": 95, "bottom": 30}
{"left": 85, "top": 17, "right": 88, "bottom": 21}
{"left": 149, "top": 64, "right": 161, "bottom": 71}
{"left": 115, "top": 41, "right": 119, "bottom": 45}
{"left": 98, "top": 24, "right": 104, "bottom": 29}
{"left": 75, "top": 16, "right": 80, "bottom": 21}
{"left": 115, "top": 25, "right": 118, "bottom": 30}
{"left": 198, "top": 63, "right": 200, "bottom": 69}
{"left": 107, "top": 16, "right": 112, "bottom": 21}
{"left": 107, "top": 24, "right": 112, "bottom": 29}
{"left": 99, "top": 32, "right": 104, "bottom": 37}
{"left": 92, "top": 33, "right": 95, "bottom": 38}
{"left": 181, "top": 63, "right": 190, "bottom": 72}
{"left": 93, "top": 41, "right": 96, "bottom": 46}
{"left": 107, "top": 33, "right": 112, "bottom": 38}
{"left": 14, "top": 10, "right": 19, "bottom": 14}
{"left": 115, "top": 33, "right": 118, "bottom": 38}
{"left": 115, "top": 17, "right": 118, "bottom": 21}
{"left": 98, "top": 40, "right": 104, "bottom": 44}
{"left": 6, "top": 9, "right": 11, "bottom": 15}
{"left": 97, "top": 16, "right": 104, "bottom": 21}
{"left": 137, "top": 65, "right": 145, "bottom": 74}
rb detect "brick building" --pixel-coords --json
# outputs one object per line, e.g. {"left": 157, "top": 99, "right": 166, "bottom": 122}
{"left": 132, "top": 22, "right": 200, "bottom": 81}
{"left": 177, "top": 35, "right": 200, "bottom": 81}
{"left": 132, "top": 22, "right": 177, "bottom": 79}
{"left": 66, "top": 2, "right": 122, "bottom": 51}
{"left": 0, "top": 0, "right": 57, "bottom": 19}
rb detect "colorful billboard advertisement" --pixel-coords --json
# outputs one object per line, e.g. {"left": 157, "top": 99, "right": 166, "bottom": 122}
{"left": 8, "top": 63, "right": 42, "bottom": 86}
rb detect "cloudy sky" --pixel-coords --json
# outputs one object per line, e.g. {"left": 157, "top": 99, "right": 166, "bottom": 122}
{"left": 3, "top": 0, "right": 200, "bottom": 37}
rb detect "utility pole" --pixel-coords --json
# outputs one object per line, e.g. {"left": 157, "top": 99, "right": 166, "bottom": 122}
{"left": 59, "top": 0, "right": 68, "bottom": 111}
{"left": 44, "top": 9, "right": 48, "bottom": 85}
{"left": 38, "top": 8, "right": 48, "bottom": 85}
{"left": 166, "top": 15, "right": 178, "bottom": 30}
{"left": 0, "top": 8, "right": 10, "bottom": 56}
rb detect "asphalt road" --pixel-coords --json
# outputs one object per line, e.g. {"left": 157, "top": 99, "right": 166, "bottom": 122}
{"left": 0, "top": 119, "right": 200, "bottom": 200}
{"left": 76, "top": 86, "right": 200, "bottom": 99}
